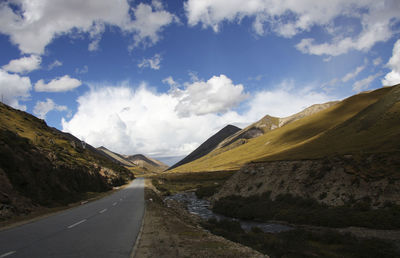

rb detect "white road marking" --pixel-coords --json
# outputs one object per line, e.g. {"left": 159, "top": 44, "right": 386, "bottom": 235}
{"left": 113, "top": 202, "right": 118, "bottom": 206}
{"left": 99, "top": 208, "right": 107, "bottom": 214}
{"left": 0, "top": 251, "right": 16, "bottom": 257}
{"left": 67, "top": 219, "right": 87, "bottom": 229}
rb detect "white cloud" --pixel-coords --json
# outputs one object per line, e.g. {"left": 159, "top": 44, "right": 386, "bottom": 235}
{"left": 353, "top": 72, "right": 381, "bottom": 92}
{"left": 162, "top": 76, "right": 178, "bottom": 86}
{"left": 2, "top": 55, "right": 41, "bottom": 74}
{"left": 75, "top": 65, "right": 88, "bottom": 74}
{"left": 33, "top": 98, "right": 67, "bottom": 119}
{"left": 48, "top": 60, "right": 62, "bottom": 70}
{"left": 185, "top": 0, "right": 400, "bottom": 57}
{"left": 246, "top": 80, "right": 332, "bottom": 119}
{"left": 0, "top": 0, "right": 177, "bottom": 54}
{"left": 382, "top": 39, "right": 400, "bottom": 86}
{"left": 62, "top": 76, "right": 333, "bottom": 158}
{"left": 138, "top": 54, "right": 162, "bottom": 70}
{"left": 173, "top": 74, "right": 248, "bottom": 117}
{"left": 88, "top": 22, "right": 105, "bottom": 51}
{"left": 128, "top": 3, "right": 178, "bottom": 49}
{"left": 0, "top": 69, "right": 31, "bottom": 110}
{"left": 342, "top": 65, "right": 365, "bottom": 82}
{"left": 62, "top": 83, "right": 245, "bottom": 157}
{"left": 35, "top": 75, "right": 82, "bottom": 92}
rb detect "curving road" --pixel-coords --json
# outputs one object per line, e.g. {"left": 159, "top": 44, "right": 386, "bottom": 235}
{"left": 0, "top": 178, "right": 144, "bottom": 258}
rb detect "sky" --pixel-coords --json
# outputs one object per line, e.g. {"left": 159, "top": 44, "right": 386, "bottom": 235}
{"left": 0, "top": 0, "right": 399, "bottom": 165}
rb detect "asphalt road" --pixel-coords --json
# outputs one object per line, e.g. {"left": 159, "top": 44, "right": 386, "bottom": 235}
{"left": 0, "top": 178, "right": 144, "bottom": 258}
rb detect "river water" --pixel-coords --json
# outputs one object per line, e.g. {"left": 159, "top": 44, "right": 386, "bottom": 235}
{"left": 165, "top": 192, "right": 292, "bottom": 233}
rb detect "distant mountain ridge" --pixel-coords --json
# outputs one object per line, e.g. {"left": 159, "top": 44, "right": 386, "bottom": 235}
{"left": 167, "top": 125, "right": 241, "bottom": 171}
{"left": 97, "top": 146, "right": 168, "bottom": 174}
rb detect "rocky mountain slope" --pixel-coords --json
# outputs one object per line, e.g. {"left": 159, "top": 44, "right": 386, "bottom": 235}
{"left": 0, "top": 102, "right": 134, "bottom": 220}
{"left": 97, "top": 146, "right": 168, "bottom": 174}
{"left": 167, "top": 124, "right": 241, "bottom": 171}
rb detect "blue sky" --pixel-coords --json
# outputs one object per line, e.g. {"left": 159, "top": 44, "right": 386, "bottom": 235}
{"left": 0, "top": 0, "right": 399, "bottom": 164}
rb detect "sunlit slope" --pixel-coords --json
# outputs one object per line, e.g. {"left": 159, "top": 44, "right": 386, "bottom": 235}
{"left": 0, "top": 103, "right": 131, "bottom": 177}
{"left": 259, "top": 84, "right": 400, "bottom": 162}
{"left": 170, "top": 86, "right": 396, "bottom": 172}
{"left": 0, "top": 102, "right": 133, "bottom": 217}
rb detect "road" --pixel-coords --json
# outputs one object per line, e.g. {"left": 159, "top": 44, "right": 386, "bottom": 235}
{"left": 0, "top": 178, "right": 144, "bottom": 258}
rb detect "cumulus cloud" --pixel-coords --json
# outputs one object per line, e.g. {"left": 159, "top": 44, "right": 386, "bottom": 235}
{"left": 33, "top": 98, "right": 67, "bottom": 119}
{"left": 0, "top": 0, "right": 177, "bottom": 54}
{"left": 353, "top": 72, "right": 381, "bottom": 92}
{"left": 138, "top": 54, "right": 162, "bottom": 70}
{"left": 382, "top": 39, "right": 400, "bottom": 86}
{"left": 185, "top": 0, "right": 400, "bottom": 57}
{"left": 173, "top": 74, "right": 248, "bottom": 117}
{"left": 62, "top": 76, "right": 332, "bottom": 159}
{"left": 2, "top": 55, "right": 41, "bottom": 74}
{"left": 0, "top": 69, "right": 31, "bottom": 110}
{"left": 128, "top": 3, "right": 179, "bottom": 49}
{"left": 35, "top": 75, "right": 82, "bottom": 92}
{"left": 62, "top": 84, "right": 245, "bottom": 158}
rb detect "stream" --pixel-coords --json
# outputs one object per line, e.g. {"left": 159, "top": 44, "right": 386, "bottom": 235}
{"left": 165, "top": 192, "right": 292, "bottom": 233}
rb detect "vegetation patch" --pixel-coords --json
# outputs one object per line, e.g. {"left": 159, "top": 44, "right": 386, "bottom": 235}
{"left": 151, "top": 171, "right": 235, "bottom": 196}
{"left": 202, "top": 219, "right": 399, "bottom": 258}
{"left": 213, "top": 192, "right": 400, "bottom": 229}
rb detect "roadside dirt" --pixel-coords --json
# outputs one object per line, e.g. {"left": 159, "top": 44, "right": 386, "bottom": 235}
{"left": 133, "top": 179, "right": 266, "bottom": 258}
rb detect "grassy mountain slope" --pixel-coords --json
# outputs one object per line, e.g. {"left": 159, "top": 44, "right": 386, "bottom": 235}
{"left": 170, "top": 85, "right": 398, "bottom": 172}
{"left": 125, "top": 154, "right": 168, "bottom": 171}
{"left": 97, "top": 146, "right": 136, "bottom": 167}
{"left": 204, "top": 102, "right": 338, "bottom": 163}
{"left": 97, "top": 146, "right": 168, "bottom": 174}
{"left": 167, "top": 124, "right": 241, "bottom": 171}
{"left": 0, "top": 102, "right": 134, "bottom": 220}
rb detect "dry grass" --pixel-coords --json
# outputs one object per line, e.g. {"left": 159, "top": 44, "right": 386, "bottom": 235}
{"left": 170, "top": 86, "right": 399, "bottom": 172}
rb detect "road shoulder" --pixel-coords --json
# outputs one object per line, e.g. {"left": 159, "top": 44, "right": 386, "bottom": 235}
{"left": 133, "top": 179, "right": 266, "bottom": 258}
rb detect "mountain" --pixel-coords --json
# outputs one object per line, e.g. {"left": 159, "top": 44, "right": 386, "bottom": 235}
{"left": 0, "top": 102, "right": 134, "bottom": 220}
{"left": 167, "top": 125, "right": 241, "bottom": 171}
{"left": 170, "top": 85, "right": 400, "bottom": 172}
{"left": 96, "top": 146, "right": 168, "bottom": 174}
{"left": 97, "top": 146, "right": 137, "bottom": 167}
{"left": 170, "top": 100, "right": 340, "bottom": 172}
{"left": 212, "top": 85, "right": 400, "bottom": 217}
{"left": 125, "top": 154, "right": 168, "bottom": 171}
{"left": 200, "top": 102, "right": 337, "bottom": 163}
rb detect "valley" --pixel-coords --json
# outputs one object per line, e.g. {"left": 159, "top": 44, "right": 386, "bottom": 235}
{"left": 1, "top": 84, "right": 400, "bottom": 257}
{"left": 142, "top": 84, "right": 400, "bottom": 257}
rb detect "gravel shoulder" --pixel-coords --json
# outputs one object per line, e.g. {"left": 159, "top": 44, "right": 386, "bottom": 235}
{"left": 133, "top": 179, "right": 266, "bottom": 258}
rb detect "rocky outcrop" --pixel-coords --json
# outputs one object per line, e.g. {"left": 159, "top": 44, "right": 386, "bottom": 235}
{"left": 213, "top": 153, "right": 400, "bottom": 208}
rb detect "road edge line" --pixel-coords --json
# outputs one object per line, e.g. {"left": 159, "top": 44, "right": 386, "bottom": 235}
{"left": 130, "top": 184, "right": 146, "bottom": 258}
